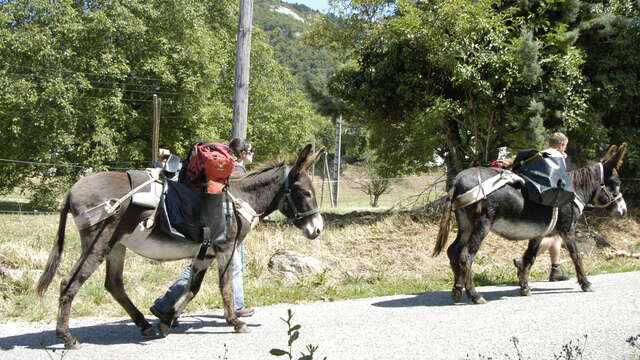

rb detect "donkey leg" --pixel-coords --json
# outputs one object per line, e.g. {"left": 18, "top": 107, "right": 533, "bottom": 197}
{"left": 217, "top": 249, "right": 248, "bottom": 333}
{"left": 563, "top": 232, "right": 592, "bottom": 292}
{"left": 56, "top": 227, "right": 115, "bottom": 349}
{"left": 447, "top": 212, "right": 471, "bottom": 303}
{"left": 460, "top": 211, "right": 490, "bottom": 304}
{"left": 105, "top": 243, "right": 156, "bottom": 337}
{"left": 156, "top": 251, "right": 215, "bottom": 337}
{"left": 447, "top": 237, "right": 465, "bottom": 303}
{"left": 518, "top": 237, "right": 542, "bottom": 296}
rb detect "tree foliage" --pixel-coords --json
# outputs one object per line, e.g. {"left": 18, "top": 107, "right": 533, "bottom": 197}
{"left": 255, "top": 0, "right": 340, "bottom": 90}
{"left": 570, "top": 0, "right": 640, "bottom": 174}
{"left": 311, "top": 0, "right": 597, "bottom": 184}
{"left": 0, "top": 0, "right": 322, "bottom": 207}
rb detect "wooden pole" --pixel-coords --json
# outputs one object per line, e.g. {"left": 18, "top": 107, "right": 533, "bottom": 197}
{"left": 333, "top": 114, "right": 342, "bottom": 207}
{"left": 231, "top": 0, "right": 254, "bottom": 140}
{"left": 151, "top": 94, "right": 160, "bottom": 167}
{"left": 320, "top": 151, "right": 325, "bottom": 208}
{"left": 324, "top": 152, "right": 334, "bottom": 207}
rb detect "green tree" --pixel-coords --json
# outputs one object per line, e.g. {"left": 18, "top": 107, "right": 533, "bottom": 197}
{"left": 570, "top": 0, "right": 640, "bottom": 177}
{"left": 0, "top": 0, "right": 321, "bottom": 208}
{"left": 311, "top": 0, "right": 589, "bottom": 185}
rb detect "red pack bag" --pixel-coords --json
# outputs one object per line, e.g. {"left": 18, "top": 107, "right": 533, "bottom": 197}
{"left": 183, "top": 142, "right": 235, "bottom": 193}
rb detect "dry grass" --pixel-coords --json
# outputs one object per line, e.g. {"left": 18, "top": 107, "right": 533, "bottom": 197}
{"left": 1, "top": 206, "right": 640, "bottom": 323}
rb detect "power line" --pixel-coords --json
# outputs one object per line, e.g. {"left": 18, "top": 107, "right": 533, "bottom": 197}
{"left": 0, "top": 158, "right": 141, "bottom": 170}
{"left": 2, "top": 63, "right": 164, "bottom": 82}
{"left": 3, "top": 73, "right": 183, "bottom": 96}
{"left": 0, "top": 210, "right": 59, "bottom": 215}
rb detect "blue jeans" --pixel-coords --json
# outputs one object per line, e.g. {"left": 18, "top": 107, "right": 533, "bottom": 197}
{"left": 154, "top": 244, "right": 246, "bottom": 313}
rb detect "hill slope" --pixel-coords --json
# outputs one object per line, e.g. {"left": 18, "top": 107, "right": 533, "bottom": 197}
{"left": 254, "top": 0, "right": 339, "bottom": 89}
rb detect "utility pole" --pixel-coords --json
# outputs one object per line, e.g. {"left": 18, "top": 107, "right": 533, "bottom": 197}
{"left": 231, "top": 0, "right": 254, "bottom": 140}
{"left": 333, "top": 114, "right": 342, "bottom": 207}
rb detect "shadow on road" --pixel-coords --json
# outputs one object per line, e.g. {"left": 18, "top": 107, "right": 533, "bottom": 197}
{"left": 372, "top": 285, "right": 577, "bottom": 308}
{"left": 0, "top": 313, "right": 259, "bottom": 350}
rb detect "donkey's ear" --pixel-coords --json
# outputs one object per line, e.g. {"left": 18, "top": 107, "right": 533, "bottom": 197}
{"left": 611, "top": 143, "right": 628, "bottom": 171}
{"left": 600, "top": 145, "right": 618, "bottom": 163}
{"left": 293, "top": 144, "right": 314, "bottom": 171}
{"left": 301, "top": 146, "right": 327, "bottom": 172}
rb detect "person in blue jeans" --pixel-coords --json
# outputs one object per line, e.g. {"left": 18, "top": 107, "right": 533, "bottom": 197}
{"left": 150, "top": 138, "right": 255, "bottom": 325}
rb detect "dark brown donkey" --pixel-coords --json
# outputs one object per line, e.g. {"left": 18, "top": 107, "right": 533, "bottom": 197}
{"left": 36, "top": 145, "right": 326, "bottom": 349}
{"left": 434, "top": 144, "right": 628, "bottom": 304}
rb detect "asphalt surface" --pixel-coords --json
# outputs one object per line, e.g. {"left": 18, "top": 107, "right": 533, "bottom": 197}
{"left": 1, "top": 271, "right": 640, "bottom": 360}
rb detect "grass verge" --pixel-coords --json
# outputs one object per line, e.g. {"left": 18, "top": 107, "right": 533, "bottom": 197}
{"left": 1, "top": 208, "right": 639, "bottom": 323}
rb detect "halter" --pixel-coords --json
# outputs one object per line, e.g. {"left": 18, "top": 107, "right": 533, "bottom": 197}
{"left": 576, "top": 162, "right": 624, "bottom": 211}
{"left": 278, "top": 166, "right": 321, "bottom": 220}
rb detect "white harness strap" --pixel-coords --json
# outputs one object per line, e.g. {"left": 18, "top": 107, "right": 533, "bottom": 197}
{"left": 573, "top": 196, "right": 585, "bottom": 214}
{"left": 542, "top": 207, "right": 559, "bottom": 236}
{"left": 75, "top": 174, "right": 160, "bottom": 230}
{"left": 452, "top": 171, "right": 524, "bottom": 210}
{"left": 226, "top": 191, "right": 260, "bottom": 229}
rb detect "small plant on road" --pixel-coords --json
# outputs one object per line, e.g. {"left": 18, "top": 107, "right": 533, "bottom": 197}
{"left": 552, "top": 334, "right": 587, "bottom": 360}
{"left": 627, "top": 334, "right": 640, "bottom": 360}
{"left": 466, "top": 335, "right": 589, "bottom": 359}
{"left": 270, "top": 309, "right": 326, "bottom": 360}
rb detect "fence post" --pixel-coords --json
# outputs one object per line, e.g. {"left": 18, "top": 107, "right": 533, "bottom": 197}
{"left": 333, "top": 114, "right": 342, "bottom": 207}
{"left": 324, "top": 152, "right": 334, "bottom": 207}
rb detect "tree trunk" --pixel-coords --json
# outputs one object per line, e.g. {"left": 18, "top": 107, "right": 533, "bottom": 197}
{"left": 372, "top": 194, "right": 380, "bottom": 208}
{"left": 442, "top": 119, "right": 467, "bottom": 190}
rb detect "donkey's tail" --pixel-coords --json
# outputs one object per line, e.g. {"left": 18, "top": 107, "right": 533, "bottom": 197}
{"left": 433, "top": 189, "right": 454, "bottom": 257}
{"left": 36, "top": 192, "right": 71, "bottom": 297}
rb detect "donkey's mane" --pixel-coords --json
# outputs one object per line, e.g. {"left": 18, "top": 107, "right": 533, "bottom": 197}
{"left": 568, "top": 162, "right": 599, "bottom": 190}
{"left": 230, "top": 154, "right": 297, "bottom": 180}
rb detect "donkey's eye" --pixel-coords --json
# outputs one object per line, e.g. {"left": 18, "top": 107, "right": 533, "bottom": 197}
{"left": 302, "top": 190, "right": 312, "bottom": 197}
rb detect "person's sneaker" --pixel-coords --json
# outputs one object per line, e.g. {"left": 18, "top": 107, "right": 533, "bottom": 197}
{"left": 150, "top": 305, "right": 179, "bottom": 327}
{"left": 236, "top": 307, "right": 255, "bottom": 317}
{"left": 549, "top": 265, "right": 570, "bottom": 282}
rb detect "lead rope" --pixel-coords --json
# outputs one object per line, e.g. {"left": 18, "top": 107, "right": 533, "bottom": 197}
{"left": 220, "top": 191, "right": 244, "bottom": 281}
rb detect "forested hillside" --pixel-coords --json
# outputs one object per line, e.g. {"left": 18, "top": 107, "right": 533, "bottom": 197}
{"left": 254, "top": 0, "right": 340, "bottom": 90}
{"left": 254, "top": 1, "right": 367, "bottom": 166}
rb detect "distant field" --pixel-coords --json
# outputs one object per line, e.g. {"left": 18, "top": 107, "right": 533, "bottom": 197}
{"left": 313, "top": 169, "right": 446, "bottom": 211}
{"left": 0, "top": 170, "right": 447, "bottom": 216}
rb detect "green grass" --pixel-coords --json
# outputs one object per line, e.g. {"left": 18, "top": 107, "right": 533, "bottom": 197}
{"left": 1, "top": 187, "right": 640, "bottom": 323}
{"left": 246, "top": 273, "right": 451, "bottom": 307}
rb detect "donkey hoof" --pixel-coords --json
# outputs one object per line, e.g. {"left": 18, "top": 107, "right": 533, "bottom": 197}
{"left": 140, "top": 326, "right": 158, "bottom": 337}
{"left": 451, "top": 289, "right": 463, "bottom": 303}
{"left": 64, "top": 339, "right": 81, "bottom": 350}
{"left": 581, "top": 285, "right": 594, "bottom": 292}
{"left": 472, "top": 296, "right": 487, "bottom": 305}
{"left": 520, "top": 288, "right": 532, "bottom": 297}
{"left": 158, "top": 323, "right": 171, "bottom": 338}
{"left": 234, "top": 323, "right": 250, "bottom": 333}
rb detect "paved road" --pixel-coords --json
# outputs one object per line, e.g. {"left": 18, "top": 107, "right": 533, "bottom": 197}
{"left": 2, "top": 271, "right": 640, "bottom": 360}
